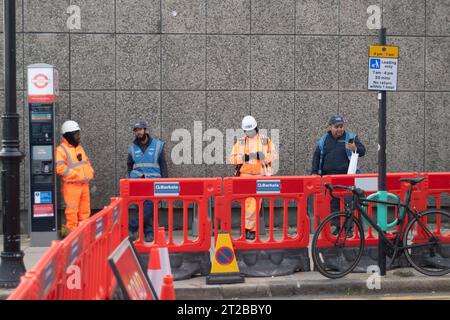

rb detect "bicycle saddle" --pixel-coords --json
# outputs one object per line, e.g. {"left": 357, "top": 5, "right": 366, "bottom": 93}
{"left": 399, "top": 176, "right": 425, "bottom": 185}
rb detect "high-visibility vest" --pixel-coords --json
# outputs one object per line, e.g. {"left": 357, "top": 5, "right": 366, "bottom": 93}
{"left": 230, "top": 134, "right": 277, "bottom": 177}
{"left": 56, "top": 139, "right": 94, "bottom": 183}
{"left": 128, "top": 138, "right": 164, "bottom": 178}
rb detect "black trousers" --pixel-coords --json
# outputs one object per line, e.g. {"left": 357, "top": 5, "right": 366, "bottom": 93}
{"left": 330, "top": 196, "right": 353, "bottom": 229}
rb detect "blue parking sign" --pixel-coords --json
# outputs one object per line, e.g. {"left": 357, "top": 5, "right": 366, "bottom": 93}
{"left": 370, "top": 58, "right": 381, "bottom": 69}
{"left": 34, "top": 191, "right": 52, "bottom": 204}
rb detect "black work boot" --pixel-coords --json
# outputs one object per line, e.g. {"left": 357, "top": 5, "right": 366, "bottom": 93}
{"left": 144, "top": 233, "right": 154, "bottom": 243}
{"left": 245, "top": 229, "right": 256, "bottom": 240}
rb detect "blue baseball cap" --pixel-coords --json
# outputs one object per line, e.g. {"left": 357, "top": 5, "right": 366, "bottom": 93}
{"left": 329, "top": 115, "right": 344, "bottom": 126}
{"left": 133, "top": 121, "right": 147, "bottom": 130}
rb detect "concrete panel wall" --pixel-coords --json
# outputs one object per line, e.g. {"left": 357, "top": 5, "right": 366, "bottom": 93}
{"left": 0, "top": 0, "right": 448, "bottom": 212}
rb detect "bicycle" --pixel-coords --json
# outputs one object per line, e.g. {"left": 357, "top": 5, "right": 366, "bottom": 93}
{"left": 311, "top": 177, "right": 450, "bottom": 279}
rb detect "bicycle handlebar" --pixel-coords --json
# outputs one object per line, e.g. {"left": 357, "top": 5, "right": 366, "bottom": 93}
{"left": 324, "top": 183, "right": 355, "bottom": 192}
{"left": 324, "top": 183, "right": 365, "bottom": 200}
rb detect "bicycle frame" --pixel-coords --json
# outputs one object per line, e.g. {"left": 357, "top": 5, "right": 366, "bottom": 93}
{"left": 353, "top": 196, "right": 409, "bottom": 251}
{"left": 351, "top": 193, "right": 436, "bottom": 253}
{"left": 317, "top": 180, "right": 449, "bottom": 278}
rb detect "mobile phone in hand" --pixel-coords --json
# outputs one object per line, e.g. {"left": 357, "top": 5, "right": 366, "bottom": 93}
{"left": 348, "top": 138, "right": 354, "bottom": 144}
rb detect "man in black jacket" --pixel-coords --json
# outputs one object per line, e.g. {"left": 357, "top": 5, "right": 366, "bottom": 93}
{"left": 127, "top": 121, "right": 168, "bottom": 242}
{"left": 311, "top": 116, "right": 366, "bottom": 176}
{"left": 311, "top": 115, "right": 366, "bottom": 234}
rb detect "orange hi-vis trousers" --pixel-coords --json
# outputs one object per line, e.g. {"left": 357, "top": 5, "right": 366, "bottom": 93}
{"left": 244, "top": 197, "right": 262, "bottom": 232}
{"left": 63, "top": 182, "right": 91, "bottom": 232}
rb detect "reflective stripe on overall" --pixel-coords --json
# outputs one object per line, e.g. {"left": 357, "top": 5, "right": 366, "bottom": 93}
{"left": 58, "top": 144, "right": 92, "bottom": 232}
{"left": 59, "top": 144, "right": 93, "bottom": 183}
{"left": 237, "top": 134, "right": 269, "bottom": 232}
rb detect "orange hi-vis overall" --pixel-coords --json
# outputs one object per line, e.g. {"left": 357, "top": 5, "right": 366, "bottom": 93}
{"left": 56, "top": 138, "right": 95, "bottom": 232}
{"left": 230, "top": 134, "right": 278, "bottom": 232}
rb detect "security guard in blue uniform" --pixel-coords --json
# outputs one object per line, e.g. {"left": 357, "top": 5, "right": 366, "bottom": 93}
{"left": 127, "top": 121, "right": 168, "bottom": 242}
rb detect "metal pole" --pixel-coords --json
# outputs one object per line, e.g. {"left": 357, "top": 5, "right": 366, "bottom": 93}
{"left": 0, "top": 0, "right": 26, "bottom": 288}
{"left": 378, "top": 27, "right": 387, "bottom": 276}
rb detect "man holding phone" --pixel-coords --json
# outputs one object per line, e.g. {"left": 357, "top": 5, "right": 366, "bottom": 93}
{"left": 310, "top": 115, "right": 366, "bottom": 234}
{"left": 311, "top": 115, "right": 365, "bottom": 176}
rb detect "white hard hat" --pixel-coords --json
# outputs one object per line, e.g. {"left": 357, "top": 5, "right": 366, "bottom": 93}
{"left": 61, "top": 120, "right": 81, "bottom": 134}
{"left": 241, "top": 116, "right": 257, "bottom": 131}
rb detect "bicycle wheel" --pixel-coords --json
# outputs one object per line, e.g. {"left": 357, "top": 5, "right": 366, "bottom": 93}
{"left": 312, "top": 211, "right": 365, "bottom": 279}
{"left": 403, "top": 209, "right": 450, "bottom": 276}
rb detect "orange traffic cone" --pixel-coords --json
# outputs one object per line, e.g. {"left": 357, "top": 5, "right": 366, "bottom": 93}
{"left": 147, "top": 247, "right": 163, "bottom": 298}
{"left": 156, "top": 227, "right": 172, "bottom": 277}
{"left": 159, "top": 275, "right": 176, "bottom": 300}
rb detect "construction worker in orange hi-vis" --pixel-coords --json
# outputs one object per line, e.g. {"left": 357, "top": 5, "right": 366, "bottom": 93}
{"left": 56, "top": 120, "right": 95, "bottom": 236}
{"left": 229, "top": 116, "right": 278, "bottom": 240}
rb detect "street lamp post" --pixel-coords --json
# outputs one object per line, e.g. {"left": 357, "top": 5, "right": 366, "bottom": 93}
{"left": 0, "top": 0, "right": 26, "bottom": 288}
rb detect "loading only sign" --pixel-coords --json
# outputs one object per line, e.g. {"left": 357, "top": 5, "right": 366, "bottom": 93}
{"left": 368, "top": 45, "right": 399, "bottom": 91}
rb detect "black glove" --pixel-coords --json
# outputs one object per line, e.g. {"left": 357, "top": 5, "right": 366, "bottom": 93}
{"left": 257, "top": 152, "right": 265, "bottom": 161}
{"left": 248, "top": 152, "right": 265, "bottom": 161}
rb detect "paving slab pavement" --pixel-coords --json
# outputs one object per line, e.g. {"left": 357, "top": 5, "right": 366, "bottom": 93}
{"left": 174, "top": 268, "right": 450, "bottom": 299}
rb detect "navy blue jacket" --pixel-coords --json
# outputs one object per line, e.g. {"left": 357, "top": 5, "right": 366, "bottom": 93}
{"left": 311, "top": 131, "right": 366, "bottom": 175}
{"left": 127, "top": 134, "right": 168, "bottom": 178}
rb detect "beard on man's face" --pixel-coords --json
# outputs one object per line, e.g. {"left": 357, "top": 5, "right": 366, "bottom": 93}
{"left": 135, "top": 131, "right": 146, "bottom": 141}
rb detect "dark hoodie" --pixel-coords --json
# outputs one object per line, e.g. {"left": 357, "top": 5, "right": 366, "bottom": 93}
{"left": 311, "top": 131, "right": 366, "bottom": 175}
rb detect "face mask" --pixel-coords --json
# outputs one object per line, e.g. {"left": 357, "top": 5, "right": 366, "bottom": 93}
{"left": 245, "top": 130, "right": 257, "bottom": 138}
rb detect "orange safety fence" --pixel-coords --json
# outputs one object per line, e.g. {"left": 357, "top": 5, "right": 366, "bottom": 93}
{"left": 314, "top": 173, "right": 419, "bottom": 247}
{"left": 6, "top": 275, "right": 35, "bottom": 300}
{"left": 215, "top": 176, "right": 321, "bottom": 251}
{"left": 413, "top": 172, "right": 450, "bottom": 244}
{"left": 8, "top": 240, "right": 62, "bottom": 300}
{"left": 119, "top": 178, "right": 221, "bottom": 254}
{"left": 422, "top": 172, "right": 450, "bottom": 211}
{"left": 58, "top": 221, "right": 89, "bottom": 300}
{"left": 313, "top": 172, "right": 449, "bottom": 248}
{"left": 8, "top": 197, "right": 124, "bottom": 300}
{"left": 8, "top": 173, "right": 450, "bottom": 299}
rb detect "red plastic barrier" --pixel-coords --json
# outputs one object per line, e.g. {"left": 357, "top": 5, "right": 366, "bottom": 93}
{"left": 314, "top": 172, "right": 419, "bottom": 247}
{"left": 9, "top": 173, "right": 447, "bottom": 299}
{"left": 216, "top": 176, "right": 320, "bottom": 251}
{"left": 412, "top": 172, "right": 450, "bottom": 244}
{"left": 120, "top": 178, "right": 222, "bottom": 254}
{"left": 421, "top": 172, "right": 450, "bottom": 210}
{"left": 106, "top": 198, "right": 122, "bottom": 297}
{"left": 9, "top": 197, "right": 126, "bottom": 300}
{"left": 108, "top": 198, "right": 123, "bottom": 253}
{"left": 58, "top": 221, "right": 89, "bottom": 300}
{"left": 86, "top": 208, "right": 111, "bottom": 299}
{"left": 8, "top": 241, "right": 63, "bottom": 300}
{"left": 7, "top": 275, "right": 36, "bottom": 300}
